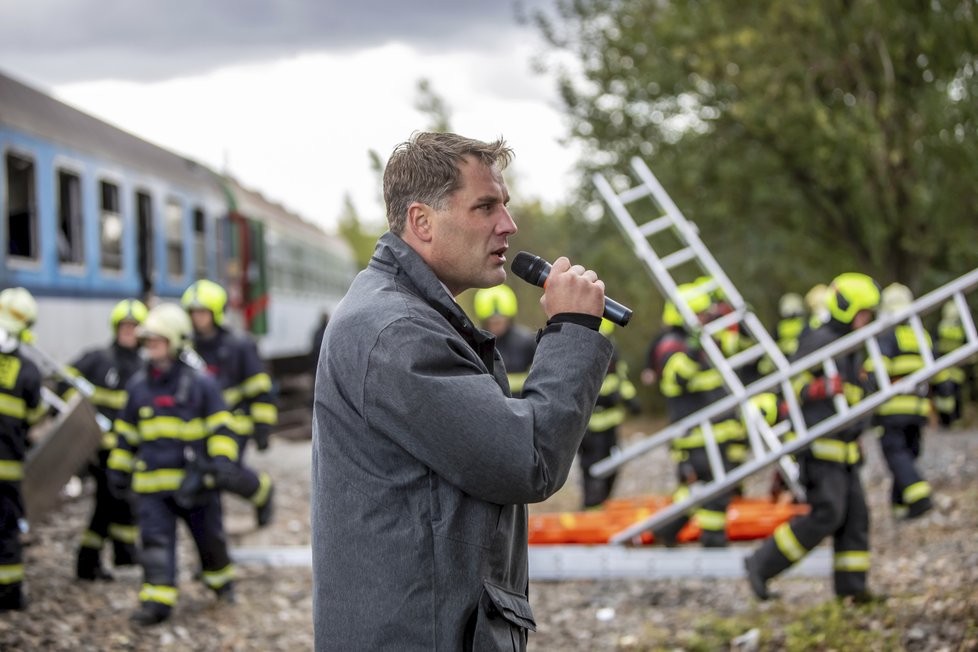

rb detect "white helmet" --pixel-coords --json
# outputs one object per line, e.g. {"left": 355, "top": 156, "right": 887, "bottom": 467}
{"left": 139, "top": 302, "right": 193, "bottom": 355}
{"left": 941, "top": 300, "right": 960, "bottom": 323}
{"left": 0, "top": 287, "right": 38, "bottom": 336}
{"left": 880, "top": 283, "right": 913, "bottom": 317}
{"left": 778, "top": 293, "right": 805, "bottom": 319}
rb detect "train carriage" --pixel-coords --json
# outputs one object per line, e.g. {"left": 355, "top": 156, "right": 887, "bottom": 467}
{"left": 0, "top": 69, "right": 356, "bottom": 369}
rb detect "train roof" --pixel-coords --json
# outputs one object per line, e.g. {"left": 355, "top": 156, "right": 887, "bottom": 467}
{"left": 0, "top": 68, "right": 218, "bottom": 194}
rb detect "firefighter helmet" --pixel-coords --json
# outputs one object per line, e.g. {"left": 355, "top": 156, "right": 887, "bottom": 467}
{"left": 0, "top": 287, "right": 38, "bottom": 336}
{"left": 826, "top": 273, "right": 881, "bottom": 325}
{"left": 110, "top": 298, "right": 149, "bottom": 329}
{"left": 181, "top": 280, "right": 228, "bottom": 326}
{"left": 473, "top": 285, "right": 518, "bottom": 321}
{"left": 805, "top": 284, "right": 829, "bottom": 315}
{"left": 778, "top": 293, "right": 805, "bottom": 319}
{"left": 662, "top": 283, "right": 711, "bottom": 327}
{"left": 879, "top": 283, "right": 913, "bottom": 317}
{"left": 941, "top": 300, "right": 960, "bottom": 323}
{"left": 139, "top": 303, "right": 193, "bottom": 355}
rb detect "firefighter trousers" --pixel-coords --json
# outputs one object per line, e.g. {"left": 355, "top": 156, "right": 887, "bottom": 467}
{"left": 78, "top": 456, "right": 137, "bottom": 565}
{"left": 136, "top": 491, "right": 233, "bottom": 613}
{"left": 578, "top": 428, "right": 618, "bottom": 509}
{"left": 216, "top": 434, "right": 272, "bottom": 508}
{"left": 879, "top": 424, "right": 931, "bottom": 514}
{"left": 655, "top": 446, "right": 734, "bottom": 547}
{"left": 0, "top": 481, "right": 24, "bottom": 606}
{"left": 748, "top": 455, "right": 869, "bottom": 597}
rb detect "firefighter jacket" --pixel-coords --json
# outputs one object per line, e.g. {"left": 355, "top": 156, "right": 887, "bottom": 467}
{"left": 867, "top": 325, "right": 935, "bottom": 426}
{"left": 0, "top": 343, "right": 44, "bottom": 482}
{"left": 935, "top": 315, "right": 968, "bottom": 386}
{"left": 791, "top": 319, "right": 872, "bottom": 462}
{"left": 107, "top": 361, "right": 237, "bottom": 495}
{"left": 62, "top": 342, "right": 143, "bottom": 450}
{"left": 650, "top": 326, "right": 741, "bottom": 447}
{"left": 192, "top": 327, "right": 277, "bottom": 438}
{"left": 495, "top": 324, "right": 537, "bottom": 396}
{"left": 588, "top": 355, "right": 639, "bottom": 433}
{"left": 311, "top": 232, "right": 613, "bottom": 650}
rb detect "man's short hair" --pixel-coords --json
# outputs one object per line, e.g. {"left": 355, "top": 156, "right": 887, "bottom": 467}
{"left": 383, "top": 131, "right": 513, "bottom": 235}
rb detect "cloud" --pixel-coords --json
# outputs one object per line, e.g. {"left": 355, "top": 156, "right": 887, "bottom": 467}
{"left": 0, "top": 0, "right": 552, "bottom": 83}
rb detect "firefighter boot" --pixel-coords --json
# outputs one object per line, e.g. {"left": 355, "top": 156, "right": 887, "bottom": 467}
{"left": 77, "top": 546, "right": 114, "bottom": 581}
{"left": 256, "top": 484, "right": 275, "bottom": 528}
{"left": 907, "top": 496, "right": 933, "bottom": 520}
{"left": 0, "top": 585, "right": 26, "bottom": 612}
{"left": 215, "top": 581, "right": 237, "bottom": 605}
{"left": 129, "top": 601, "right": 171, "bottom": 626}
{"left": 744, "top": 555, "right": 772, "bottom": 601}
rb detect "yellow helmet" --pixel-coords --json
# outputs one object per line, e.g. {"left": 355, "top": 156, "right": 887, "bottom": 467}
{"left": 0, "top": 287, "right": 38, "bottom": 336}
{"left": 181, "top": 279, "right": 228, "bottom": 326}
{"left": 662, "top": 283, "right": 711, "bottom": 327}
{"left": 778, "top": 293, "right": 805, "bottom": 319}
{"left": 473, "top": 285, "right": 518, "bottom": 321}
{"left": 110, "top": 298, "right": 148, "bottom": 329}
{"left": 879, "top": 283, "right": 913, "bottom": 317}
{"left": 749, "top": 392, "right": 780, "bottom": 426}
{"left": 139, "top": 303, "right": 193, "bottom": 355}
{"left": 826, "top": 273, "right": 881, "bottom": 324}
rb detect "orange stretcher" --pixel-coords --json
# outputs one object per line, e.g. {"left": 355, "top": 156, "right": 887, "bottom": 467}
{"left": 528, "top": 496, "right": 809, "bottom": 545}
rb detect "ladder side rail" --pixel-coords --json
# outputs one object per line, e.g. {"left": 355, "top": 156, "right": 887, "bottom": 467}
{"left": 699, "top": 421, "right": 727, "bottom": 483}
{"left": 909, "top": 314, "right": 935, "bottom": 367}
{"left": 608, "top": 340, "right": 978, "bottom": 543}
{"left": 864, "top": 335, "right": 892, "bottom": 393}
{"left": 742, "top": 405, "right": 804, "bottom": 498}
{"left": 698, "top": 332, "right": 748, "bottom": 400}
{"left": 953, "top": 291, "right": 978, "bottom": 345}
{"left": 821, "top": 357, "right": 852, "bottom": 416}
{"left": 743, "top": 312, "right": 792, "bottom": 373}
{"left": 590, "top": 274, "right": 978, "bottom": 478}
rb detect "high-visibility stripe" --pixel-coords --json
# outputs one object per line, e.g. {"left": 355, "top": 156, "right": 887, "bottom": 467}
{"left": 26, "top": 402, "right": 47, "bottom": 425}
{"left": 588, "top": 405, "right": 626, "bottom": 432}
{"left": 208, "top": 435, "right": 240, "bottom": 462}
{"left": 80, "top": 530, "right": 103, "bottom": 549}
{"left": 109, "top": 523, "right": 139, "bottom": 544}
{"left": 888, "top": 355, "right": 925, "bottom": 377}
{"left": 205, "top": 410, "right": 234, "bottom": 432}
{"left": 834, "top": 551, "right": 870, "bottom": 572}
{"left": 90, "top": 386, "right": 128, "bottom": 410}
{"left": 0, "top": 459, "right": 24, "bottom": 481}
{"left": 507, "top": 371, "right": 529, "bottom": 394}
{"left": 843, "top": 383, "right": 864, "bottom": 405}
{"left": 202, "top": 564, "right": 235, "bottom": 589}
{"left": 660, "top": 353, "right": 699, "bottom": 398}
{"left": 0, "top": 564, "right": 25, "bottom": 585}
{"left": 114, "top": 419, "right": 140, "bottom": 445}
{"left": 133, "top": 469, "right": 185, "bottom": 493}
{"left": 878, "top": 395, "right": 930, "bottom": 417}
{"left": 251, "top": 472, "right": 272, "bottom": 506}
{"left": 688, "top": 368, "right": 724, "bottom": 393}
{"left": 101, "top": 432, "right": 119, "bottom": 449}
{"left": 139, "top": 416, "right": 207, "bottom": 441}
{"left": 695, "top": 509, "right": 726, "bottom": 532}
{"left": 903, "top": 481, "right": 932, "bottom": 505}
{"left": 673, "top": 419, "right": 744, "bottom": 449}
{"left": 240, "top": 372, "right": 272, "bottom": 398}
{"left": 107, "top": 449, "right": 134, "bottom": 473}
{"left": 222, "top": 387, "right": 243, "bottom": 407}
{"left": 773, "top": 523, "right": 807, "bottom": 562}
{"left": 0, "top": 393, "right": 26, "bottom": 419}
{"left": 251, "top": 402, "right": 278, "bottom": 425}
{"left": 810, "top": 439, "right": 860, "bottom": 464}
{"left": 139, "top": 583, "right": 178, "bottom": 606}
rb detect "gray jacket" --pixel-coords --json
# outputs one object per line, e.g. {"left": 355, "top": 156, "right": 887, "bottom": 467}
{"left": 311, "top": 233, "right": 613, "bottom": 650}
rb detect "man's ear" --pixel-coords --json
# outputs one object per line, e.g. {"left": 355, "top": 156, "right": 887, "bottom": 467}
{"left": 406, "top": 202, "right": 433, "bottom": 243}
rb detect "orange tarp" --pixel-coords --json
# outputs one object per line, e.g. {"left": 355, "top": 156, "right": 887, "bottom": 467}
{"left": 528, "top": 496, "right": 810, "bottom": 545}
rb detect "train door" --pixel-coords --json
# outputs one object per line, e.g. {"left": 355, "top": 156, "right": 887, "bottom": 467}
{"left": 219, "top": 211, "right": 269, "bottom": 335}
{"left": 135, "top": 190, "right": 154, "bottom": 300}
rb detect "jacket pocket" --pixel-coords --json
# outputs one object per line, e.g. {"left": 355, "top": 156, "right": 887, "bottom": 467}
{"left": 466, "top": 580, "right": 536, "bottom": 651}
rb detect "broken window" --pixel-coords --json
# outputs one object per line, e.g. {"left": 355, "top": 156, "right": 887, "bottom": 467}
{"left": 5, "top": 152, "right": 38, "bottom": 260}
{"left": 57, "top": 168, "right": 84, "bottom": 265}
{"left": 165, "top": 198, "right": 184, "bottom": 280}
{"left": 99, "top": 180, "right": 123, "bottom": 271}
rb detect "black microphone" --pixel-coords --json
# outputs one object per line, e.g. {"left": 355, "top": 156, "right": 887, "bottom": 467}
{"left": 510, "top": 251, "right": 633, "bottom": 327}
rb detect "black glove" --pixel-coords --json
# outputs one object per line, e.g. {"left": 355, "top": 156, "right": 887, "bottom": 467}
{"left": 174, "top": 448, "right": 216, "bottom": 510}
{"left": 253, "top": 424, "right": 271, "bottom": 451}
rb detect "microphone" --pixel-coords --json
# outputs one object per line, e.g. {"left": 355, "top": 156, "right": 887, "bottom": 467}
{"left": 510, "top": 251, "right": 633, "bottom": 327}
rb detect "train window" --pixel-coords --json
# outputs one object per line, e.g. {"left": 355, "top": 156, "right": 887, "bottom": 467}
{"left": 99, "top": 180, "right": 123, "bottom": 271}
{"left": 136, "top": 191, "right": 154, "bottom": 295}
{"left": 5, "top": 152, "right": 38, "bottom": 260}
{"left": 165, "top": 198, "right": 184, "bottom": 280}
{"left": 193, "top": 207, "right": 207, "bottom": 279}
{"left": 57, "top": 169, "right": 84, "bottom": 266}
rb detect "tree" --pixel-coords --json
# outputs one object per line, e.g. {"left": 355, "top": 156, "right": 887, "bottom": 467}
{"left": 535, "top": 0, "right": 978, "bottom": 305}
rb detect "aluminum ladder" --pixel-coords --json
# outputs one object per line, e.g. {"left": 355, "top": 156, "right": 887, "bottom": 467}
{"left": 591, "top": 157, "right": 978, "bottom": 544}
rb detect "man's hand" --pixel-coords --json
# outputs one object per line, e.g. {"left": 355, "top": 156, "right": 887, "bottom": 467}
{"left": 539, "top": 257, "right": 605, "bottom": 320}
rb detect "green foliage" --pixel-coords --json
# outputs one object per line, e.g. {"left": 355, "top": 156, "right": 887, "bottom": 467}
{"left": 534, "top": 0, "right": 978, "bottom": 299}
{"left": 336, "top": 194, "right": 382, "bottom": 269}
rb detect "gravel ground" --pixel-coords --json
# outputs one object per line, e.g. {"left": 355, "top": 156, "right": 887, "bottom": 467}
{"left": 2, "top": 416, "right": 977, "bottom": 651}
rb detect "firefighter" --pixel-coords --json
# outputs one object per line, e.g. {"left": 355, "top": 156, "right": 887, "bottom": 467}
{"left": 646, "top": 283, "right": 743, "bottom": 547}
{"left": 933, "top": 300, "right": 967, "bottom": 427}
{"left": 869, "top": 284, "right": 934, "bottom": 519}
{"left": 472, "top": 284, "right": 536, "bottom": 397}
{"left": 745, "top": 272, "right": 881, "bottom": 602}
{"left": 758, "top": 292, "right": 808, "bottom": 377}
{"left": 805, "top": 283, "right": 831, "bottom": 328}
{"left": 0, "top": 288, "right": 44, "bottom": 611}
{"left": 577, "top": 319, "right": 640, "bottom": 509}
{"left": 180, "top": 280, "right": 275, "bottom": 527}
{"left": 107, "top": 303, "right": 237, "bottom": 626}
{"left": 64, "top": 299, "right": 146, "bottom": 581}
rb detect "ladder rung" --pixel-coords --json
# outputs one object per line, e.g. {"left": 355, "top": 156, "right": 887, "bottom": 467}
{"left": 703, "top": 307, "right": 746, "bottom": 335}
{"left": 637, "top": 215, "right": 672, "bottom": 237}
{"left": 618, "top": 184, "right": 652, "bottom": 204}
{"left": 726, "top": 343, "right": 767, "bottom": 370}
{"left": 661, "top": 247, "right": 697, "bottom": 270}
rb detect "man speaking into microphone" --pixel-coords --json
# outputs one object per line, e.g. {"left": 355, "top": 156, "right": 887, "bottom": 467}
{"left": 311, "top": 131, "right": 613, "bottom": 651}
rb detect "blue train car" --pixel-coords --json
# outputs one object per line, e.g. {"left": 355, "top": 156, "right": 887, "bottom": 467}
{"left": 0, "top": 69, "right": 356, "bottom": 367}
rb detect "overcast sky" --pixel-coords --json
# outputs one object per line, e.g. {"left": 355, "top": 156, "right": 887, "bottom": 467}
{"left": 0, "top": 0, "right": 580, "bottom": 232}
